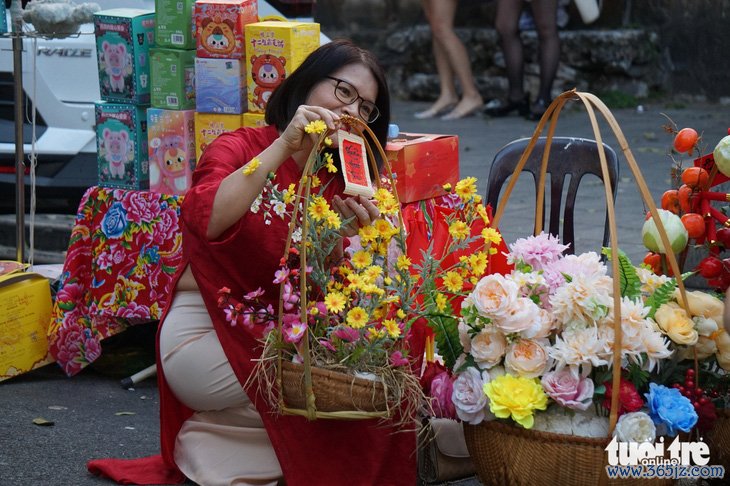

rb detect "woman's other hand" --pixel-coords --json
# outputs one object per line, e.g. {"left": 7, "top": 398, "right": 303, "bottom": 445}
{"left": 277, "top": 105, "right": 340, "bottom": 155}
{"left": 332, "top": 195, "right": 380, "bottom": 237}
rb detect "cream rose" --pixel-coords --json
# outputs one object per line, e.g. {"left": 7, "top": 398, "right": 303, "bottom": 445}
{"left": 470, "top": 327, "right": 507, "bottom": 369}
{"left": 675, "top": 289, "right": 724, "bottom": 318}
{"left": 470, "top": 274, "right": 519, "bottom": 320}
{"left": 614, "top": 412, "right": 656, "bottom": 443}
{"left": 654, "top": 302, "right": 698, "bottom": 346}
{"left": 522, "top": 308, "right": 553, "bottom": 339}
{"left": 504, "top": 339, "right": 549, "bottom": 378}
{"left": 458, "top": 319, "right": 471, "bottom": 353}
{"left": 494, "top": 297, "right": 542, "bottom": 334}
{"left": 714, "top": 329, "right": 730, "bottom": 371}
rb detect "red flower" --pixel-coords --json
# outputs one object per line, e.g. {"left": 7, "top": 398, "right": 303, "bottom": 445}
{"left": 603, "top": 378, "right": 644, "bottom": 415}
{"left": 696, "top": 400, "right": 718, "bottom": 433}
{"left": 420, "top": 360, "right": 449, "bottom": 395}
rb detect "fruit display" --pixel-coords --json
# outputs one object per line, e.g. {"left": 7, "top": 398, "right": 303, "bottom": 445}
{"left": 645, "top": 125, "right": 730, "bottom": 291}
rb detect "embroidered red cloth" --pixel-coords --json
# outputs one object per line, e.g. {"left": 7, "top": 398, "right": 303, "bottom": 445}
{"left": 88, "top": 125, "right": 418, "bottom": 485}
{"left": 48, "top": 187, "right": 184, "bottom": 376}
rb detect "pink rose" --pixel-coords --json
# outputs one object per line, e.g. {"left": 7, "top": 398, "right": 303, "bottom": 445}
{"left": 504, "top": 339, "right": 549, "bottom": 378}
{"left": 470, "top": 327, "right": 506, "bottom": 369}
{"left": 430, "top": 372, "right": 456, "bottom": 419}
{"left": 452, "top": 367, "right": 491, "bottom": 424}
{"left": 495, "top": 297, "right": 541, "bottom": 334}
{"left": 469, "top": 274, "right": 519, "bottom": 320}
{"left": 541, "top": 368, "right": 594, "bottom": 411}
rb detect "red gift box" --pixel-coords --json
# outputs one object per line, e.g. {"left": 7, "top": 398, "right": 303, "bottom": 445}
{"left": 385, "top": 133, "right": 459, "bottom": 204}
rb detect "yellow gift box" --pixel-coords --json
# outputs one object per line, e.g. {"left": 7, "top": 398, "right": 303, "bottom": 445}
{"left": 0, "top": 271, "right": 54, "bottom": 381}
{"left": 194, "top": 112, "right": 245, "bottom": 160}
{"left": 245, "top": 21, "right": 320, "bottom": 114}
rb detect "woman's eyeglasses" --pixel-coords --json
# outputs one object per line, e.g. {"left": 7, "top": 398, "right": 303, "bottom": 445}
{"left": 325, "top": 76, "right": 380, "bottom": 123}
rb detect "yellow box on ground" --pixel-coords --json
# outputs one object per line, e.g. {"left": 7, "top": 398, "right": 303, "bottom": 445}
{"left": 245, "top": 21, "right": 320, "bottom": 114}
{"left": 0, "top": 271, "right": 54, "bottom": 381}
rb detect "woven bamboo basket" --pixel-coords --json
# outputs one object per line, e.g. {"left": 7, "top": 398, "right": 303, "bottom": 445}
{"left": 275, "top": 116, "right": 409, "bottom": 421}
{"left": 462, "top": 90, "right": 691, "bottom": 486}
{"left": 706, "top": 408, "right": 730, "bottom": 470}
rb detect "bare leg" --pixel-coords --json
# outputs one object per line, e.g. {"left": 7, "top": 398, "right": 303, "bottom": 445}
{"left": 531, "top": 0, "right": 560, "bottom": 103}
{"left": 417, "top": 0, "right": 483, "bottom": 120}
{"left": 415, "top": 0, "right": 459, "bottom": 118}
{"left": 430, "top": 0, "right": 484, "bottom": 119}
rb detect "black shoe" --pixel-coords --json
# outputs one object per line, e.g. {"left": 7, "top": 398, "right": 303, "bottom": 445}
{"left": 484, "top": 94, "right": 530, "bottom": 117}
{"left": 526, "top": 98, "right": 551, "bottom": 121}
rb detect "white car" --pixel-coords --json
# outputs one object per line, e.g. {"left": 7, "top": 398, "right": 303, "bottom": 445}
{"left": 0, "top": 0, "right": 317, "bottom": 212}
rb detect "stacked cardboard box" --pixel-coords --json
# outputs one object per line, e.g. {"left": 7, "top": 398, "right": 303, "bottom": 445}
{"left": 93, "top": 8, "right": 155, "bottom": 190}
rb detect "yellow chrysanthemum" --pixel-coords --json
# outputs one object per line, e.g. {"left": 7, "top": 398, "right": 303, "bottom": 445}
{"left": 310, "top": 175, "right": 321, "bottom": 188}
{"left": 362, "top": 284, "right": 385, "bottom": 296}
{"left": 442, "top": 271, "right": 464, "bottom": 293}
{"left": 374, "top": 218, "right": 395, "bottom": 238}
{"left": 364, "top": 265, "right": 383, "bottom": 280}
{"left": 396, "top": 255, "right": 412, "bottom": 271}
{"left": 323, "top": 152, "right": 337, "bottom": 173}
{"left": 489, "top": 247, "right": 498, "bottom": 255}
{"left": 304, "top": 119, "right": 327, "bottom": 134}
{"left": 351, "top": 250, "right": 373, "bottom": 269}
{"left": 396, "top": 309, "right": 406, "bottom": 320}
{"left": 324, "top": 137, "right": 333, "bottom": 147}
{"left": 435, "top": 293, "right": 449, "bottom": 312}
{"left": 455, "top": 177, "right": 477, "bottom": 201}
{"left": 483, "top": 375, "right": 548, "bottom": 429}
{"left": 324, "top": 291, "right": 347, "bottom": 313}
{"left": 283, "top": 183, "right": 296, "bottom": 204}
{"left": 367, "top": 327, "right": 386, "bottom": 341}
{"left": 242, "top": 157, "right": 261, "bottom": 176}
{"left": 442, "top": 183, "right": 452, "bottom": 192}
{"left": 383, "top": 276, "right": 392, "bottom": 285}
{"left": 468, "top": 251, "right": 489, "bottom": 276}
{"left": 358, "top": 225, "right": 379, "bottom": 244}
{"left": 379, "top": 199, "right": 400, "bottom": 215}
{"left": 308, "top": 196, "right": 330, "bottom": 221}
{"left": 448, "top": 221, "right": 470, "bottom": 240}
{"left": 476, "top": 204, "right": 490, "bottom": 223}
{"left": 374, "top": 188, "right": 394, "bottom": 203}
{"left": 325, "top": 210, "right": 342, "bottom": 229}
{"left": 481, "top": 227, "right": 503, "bottom": 245}
{"left": 346, "top": 306, "right": 369, "bottom": 329}
{"left": 372, "top": 306, "right": 386, "bottom": 319}
{"left": 383, "top": 319, "right": 401, "bottom": 338}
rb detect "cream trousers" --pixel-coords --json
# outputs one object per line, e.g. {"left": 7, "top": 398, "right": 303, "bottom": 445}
{"left": 159, "top": 290, "right": 283, "bottom": 486}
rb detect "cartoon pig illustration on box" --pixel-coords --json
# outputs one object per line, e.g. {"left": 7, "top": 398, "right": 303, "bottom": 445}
{"left": 149, "top": 135, "right": 191, "bottom": 194}
{"left": 102, "top": 128, "right": 130, "bottom": 179}
{"left": 102, "top": 41, "right": 129, "bottom": 93}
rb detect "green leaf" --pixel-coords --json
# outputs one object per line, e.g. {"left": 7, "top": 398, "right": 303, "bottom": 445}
{"left": 427, "top": 315, "right": 463, "bottom": 370}
{"left": 645, "top": 279, "right": 677, "bottom": 319}
{"left": 626, "top": 361, "right": 650, "bottom": 391}
{"left": 604, "top": 248, "right": 641, "bottom": 298}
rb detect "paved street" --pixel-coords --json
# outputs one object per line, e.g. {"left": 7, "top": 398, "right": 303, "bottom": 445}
{"left": 0, "top": 95, "right": 728, "bottom": 486}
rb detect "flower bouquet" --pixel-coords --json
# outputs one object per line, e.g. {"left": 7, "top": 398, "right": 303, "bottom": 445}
{"left": 418, "top": 91, "right": 730, "bottom": 485}
{"left": 217, "top": 116, "right": 502, "bottom": 423}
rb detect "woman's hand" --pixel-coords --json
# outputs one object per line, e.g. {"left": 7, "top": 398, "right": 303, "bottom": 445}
{"left": 277, "top": 105, "right": 341, "bottom": 154}
{"left": 332, "top": 195, "right": 380, "bottom": 237}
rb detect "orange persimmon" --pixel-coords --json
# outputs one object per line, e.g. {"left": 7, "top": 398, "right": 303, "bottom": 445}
{"left": 674, "top": 127, "right": 699, "bottom": 155}
{"left": 680, "top": 212, "right": 706, "bottom": 239}
{"left": 681, "top": 167, "right": 710, "bottom": 190}
{"left": 677, "top": 184, "right": 697, "bottom": 213}
{"left": 660, "top": 189, "right": 680, "bottom": 214}
{"left": 643, "top": 252, "right": 662, "bottom": 274}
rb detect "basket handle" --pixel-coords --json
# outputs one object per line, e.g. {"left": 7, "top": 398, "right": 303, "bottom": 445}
{"left": 275, "top": 117, "right": 405, "bottom": 419}
{"left": 491, "top": 90, "right": 691, "bottom": 436}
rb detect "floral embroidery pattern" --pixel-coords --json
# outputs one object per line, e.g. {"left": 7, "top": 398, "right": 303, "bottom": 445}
{"left": 48, "top": 187, "right": 184, "bottom": 376}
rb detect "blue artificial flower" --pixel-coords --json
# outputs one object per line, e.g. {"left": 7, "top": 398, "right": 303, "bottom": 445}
{"left": 101, "top": 202, "right": 128, "bottom": 239}
{"left": 645, "top": 383, "right": 698, "bottom": 436}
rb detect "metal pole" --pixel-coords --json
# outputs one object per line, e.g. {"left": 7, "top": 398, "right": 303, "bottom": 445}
{"left": 11, "top": 0, "right": 25, "bottom": 264}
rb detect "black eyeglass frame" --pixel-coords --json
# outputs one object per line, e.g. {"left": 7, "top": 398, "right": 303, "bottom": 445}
{"left": 324, "top": 75, "right": 380, "bottom": 123}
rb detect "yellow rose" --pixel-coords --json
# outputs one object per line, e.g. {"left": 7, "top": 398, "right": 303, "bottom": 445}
{"left": 483, "top": 374, "right": 548, "bottom": 429}
{"left": 654, "top": 302, "right": 698, "bottom": 346}
{"left": 675, "top": 290, "right": 724, "bottom": 318}
{"left": 678, "top": 336, "right": 717, "bottom": 360}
